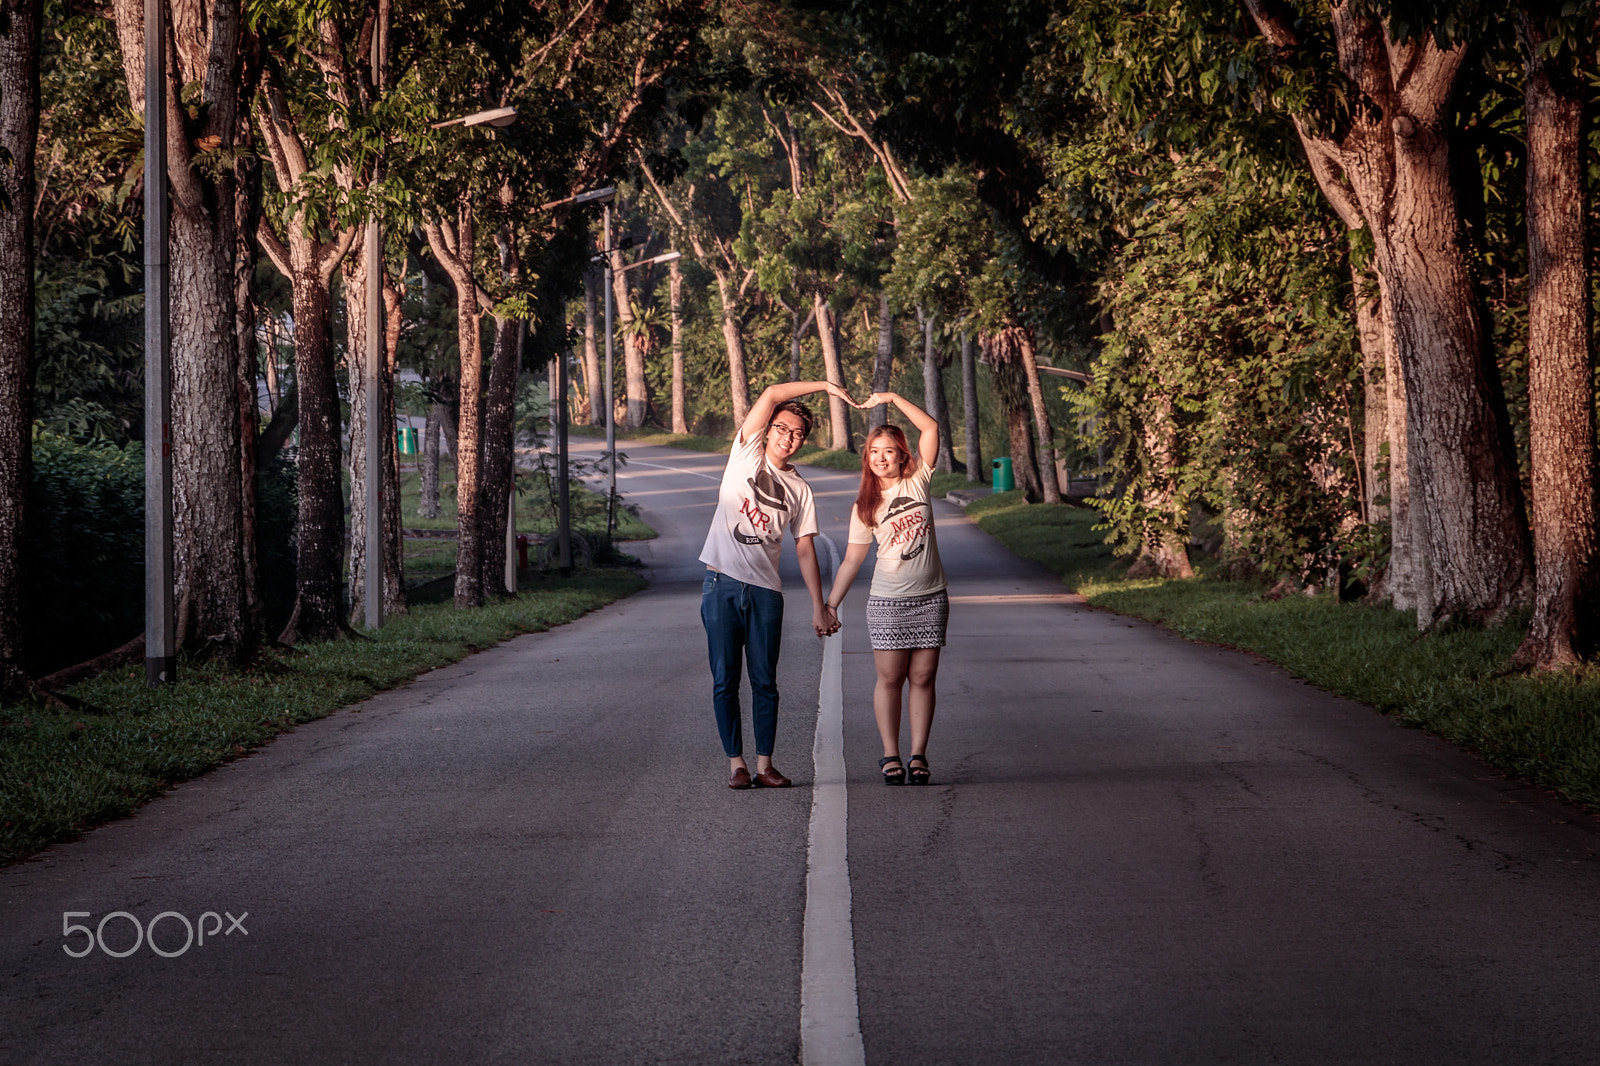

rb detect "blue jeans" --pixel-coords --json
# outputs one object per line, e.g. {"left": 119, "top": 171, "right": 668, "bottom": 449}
{"left": 701, "top": 571, "right": 784, "bottom": 758}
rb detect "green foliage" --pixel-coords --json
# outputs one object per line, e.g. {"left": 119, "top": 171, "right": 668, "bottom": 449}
{"left": 1035, "top": 139, "right": 1361, "bottom": 579}
{"left": 33, "top": 264, "right": 144, "bottom": 444}
{"left": 23, "top": 435, "right": 145, "bottom": 675}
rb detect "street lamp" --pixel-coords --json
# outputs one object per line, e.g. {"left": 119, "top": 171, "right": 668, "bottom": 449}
{"left": 144, "top": 0, "right": 174, "bottom": 685}
{"left": 528, "top": 186, "right": 616, "bottom": 576}
{"left": 430, "top": 106, "right": 518, "bottom": 129}
{"left": 592, "top": 236, "right": 682, "bottom": 542}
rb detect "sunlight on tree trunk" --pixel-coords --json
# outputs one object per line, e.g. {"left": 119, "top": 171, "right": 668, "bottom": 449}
{"left": 670, "top": 259, "right": 687, "bottom": 434}
{"left": 870, "top": 292, "right": 893, "bottom": 430}
{"left": 1515, "top": 17, "right": 1597, "bottom": 670}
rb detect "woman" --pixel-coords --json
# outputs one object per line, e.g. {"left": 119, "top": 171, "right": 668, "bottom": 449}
{"left": 822, "top": 392, "right": 947, "bottom": 785}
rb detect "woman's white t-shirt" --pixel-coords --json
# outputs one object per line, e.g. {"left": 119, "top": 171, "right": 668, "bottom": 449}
{"left": 699, "top": 430, "right": 818, "bottom": 592}
{"left": 848, "top": 460, "right": 946, "bottom": 598}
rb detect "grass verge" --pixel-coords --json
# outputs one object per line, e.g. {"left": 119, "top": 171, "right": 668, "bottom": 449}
{"left": 0, "top": 569, "right": 646, "bottom": 866}
{"left": 965, "top": 494, "right": 1600, "bottom": 812}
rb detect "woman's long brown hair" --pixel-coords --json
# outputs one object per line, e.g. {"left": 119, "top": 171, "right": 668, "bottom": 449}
{"left": 855, "top": 425, "right": 915, "bottom": 527}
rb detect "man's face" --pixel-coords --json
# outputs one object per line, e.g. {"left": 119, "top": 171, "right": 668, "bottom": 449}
{"left": 766, "top": 412, "right": 807, "bottom": 462}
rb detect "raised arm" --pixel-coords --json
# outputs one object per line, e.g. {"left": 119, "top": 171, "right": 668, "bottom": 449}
{"left": 739, "top": 380, "right": 858, "bottom": 443}
{"left": 862, "top": 392, "right": 939, "bottom": 470}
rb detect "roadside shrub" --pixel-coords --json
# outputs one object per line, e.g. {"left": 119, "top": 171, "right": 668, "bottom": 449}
{"left": 25, "top": 433, "right": 145, "bottom": 674}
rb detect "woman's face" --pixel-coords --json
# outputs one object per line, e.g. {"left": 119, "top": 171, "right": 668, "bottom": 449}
{"left": 868, "top": 437, "right": 904, "bottom": 481}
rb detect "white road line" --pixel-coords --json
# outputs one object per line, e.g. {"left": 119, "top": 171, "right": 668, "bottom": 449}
{"left": 800, "top": 534, "right": 866, "bottom": 1066}
{"left": 622, "top": 459, "right": 722, "bottom": 481}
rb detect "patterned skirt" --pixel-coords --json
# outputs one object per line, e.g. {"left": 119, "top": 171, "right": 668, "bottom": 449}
{"left": 865, "top": 590, "right": 949, "bottom": 651}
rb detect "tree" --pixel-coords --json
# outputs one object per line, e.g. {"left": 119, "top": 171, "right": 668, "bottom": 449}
{"left": 668, "top": 256, "right": 687, "bottom": 432}
{"left": 1513, "top": 10, "right": 1596, "bottom": 668}
{"left": 0, "top": 0, "right": 41, "bottom": 695}
{"left": 637, "top": 136, "right": 759, "bottom": 423}
{"left": 252, "top": 6, "right": 362, "bottom": 639}
{"left": 1241, "top": 1, "right": 1531, "bottom": 627}
{"left": 111, "top": 0, "right": 253, "bottom": 659}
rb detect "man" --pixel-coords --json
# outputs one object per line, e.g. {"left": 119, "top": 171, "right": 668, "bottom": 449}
{"left": 700, "top": 380, "right": 856, "bottom": 789}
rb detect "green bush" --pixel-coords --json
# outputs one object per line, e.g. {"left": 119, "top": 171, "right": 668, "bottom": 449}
{"left": 25, "top": 434, "right": 145, "bottom": 673}
{"left": 23, "top": 436, "right": 302, "bottom": 674}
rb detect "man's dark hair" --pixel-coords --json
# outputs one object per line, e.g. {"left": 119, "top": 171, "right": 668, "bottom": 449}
{"left": 771, "top": 399, "right": 814, "bottom": 440}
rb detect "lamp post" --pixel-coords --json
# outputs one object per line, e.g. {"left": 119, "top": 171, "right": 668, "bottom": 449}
{"left": 144, "top": 0, "right": 174, "bottom": 686}
{"left": 540, "top": 186, "right": 615, "bottom": 573}
{"left": 595, "top": 241, "right": 682, "bottom": 542}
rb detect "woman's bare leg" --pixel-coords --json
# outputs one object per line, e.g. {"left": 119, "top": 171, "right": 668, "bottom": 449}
{"left": 907, "top": 647, "right": 941, "bottom": 757}
{"left": 873, "top": 648, "right": 911, "bottom": 757}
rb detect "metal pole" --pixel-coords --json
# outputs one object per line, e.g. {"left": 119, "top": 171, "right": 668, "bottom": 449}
{"left": 362, "top": 223, "right": 383, "bottom": 627}
{"left": 557, "top": 348, "right": 572, "bottom": 574}
{"left": 144, "top": 0, "right": 175, "bottom": 686}
{"left": 505, "top": 486, "right": 516, "bottom": 592}
{"left": 505, "top": 320, "right": 523, "bottom": 593}
{"left": 603, "top": 204, "right": 616, "bottom": 544}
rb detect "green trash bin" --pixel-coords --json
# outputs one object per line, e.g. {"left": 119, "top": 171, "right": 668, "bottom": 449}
{"left": 397, "top": 426, "right": 418, "bottom": 455}
{"left": 992, "top": 457, "right": 1014, "bottom": 492}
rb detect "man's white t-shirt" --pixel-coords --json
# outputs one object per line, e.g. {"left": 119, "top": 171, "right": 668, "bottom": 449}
{"left": 848, "top": 460, "right": 946, "bottom": 599}
{"left": 699, "top": 430, "right": 819, "bottom": 592}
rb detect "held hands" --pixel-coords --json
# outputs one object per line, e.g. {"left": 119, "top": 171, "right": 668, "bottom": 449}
{"left": 813, "top": 603, "right": 842, "bottom": 639}
{"left": 820, "top": 383, "right": 897, "bottom": 412}
{"left": 823, "top": 381, "right": 862, "bottom": 408}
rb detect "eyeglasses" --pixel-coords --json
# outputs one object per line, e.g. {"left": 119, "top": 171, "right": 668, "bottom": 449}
{"left": 768, "top": 423, "right": 805, "bottom": 443}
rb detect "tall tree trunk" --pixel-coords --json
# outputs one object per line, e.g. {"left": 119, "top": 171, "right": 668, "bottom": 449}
{"left": 787, "top": 301, "right": 815, "bottom": 384}
{"left": 421, "top": 405, "right": 441, "bottom": 519}
{"left": 479, "top": 313, "right": 522, "bottom": 598}
{"left": 670, "top": 259, "right": 687, "bottom": 434}
{"left": 477, "top": 215, "right": 523, "bottom": 599}
{"left": 115, "top": 0, "right": 253, "bottom": 659}
{"left": 583, "top": 267, "right": 603, "bottom": 425}
{"left": 869, "top": 292, "right": 893, "bottom": 430}
{"left": 1004, "top": 397, "right": 1041, "bottom": 501}
{"left": 1381, "top": 127, "right": 1529, "bottom": 627}
{"left": 1381, "top": 282, "right": 1427, "bottom": 614}
{"left": 961, "top": 332, "right": 981, "bottom": 482}
{"left": 1247, "top": 0, "right": 1531, "bottom": 627}
{"left": 253, "top": 55, "right": 358, "bottom": 642}
{"left": 1351, "top": 257, "right": 1386, "bottom": 526}
{"left": 343, "top": 239, "right": 376, "bottom": 625}
{"left": 984, "top": 330, "right": 1042, "bottom": 501}
{"left": 1129, "top": 396, "right": 1194, "bottom": 580}
{"left": 0, "top": 0, "right": 40, "bottom": 694}
{"left": 919, "top": 309, "right": 954, "bottom": 472}
{"left": 423, "top": 201, "right": 485, "bottom": 608}
{"left": 713, "top": 274, "right": 752, "bottom": 424}
{"left": 235, "top": 143, "right": 264, "bottom": 638}
{"left": 788, "top": 306, "right": 803, "bottom": 382}
{"left": 1515, "top": 19, "right": 1597, "bottom": 669}
{"left": 608, "top": 245, "right": 644, "bottom": 429}
{"left": 815, "top": 294, "right": 851, "bottom": 450}
{"left": 281, "top": 270, "right": 346, "bottom": 641}
{"left": 1017, "top": 328, "right": 1061, "bottom": 503}
{"left": 382, "top": 272, "right": 406, "bottom": 615}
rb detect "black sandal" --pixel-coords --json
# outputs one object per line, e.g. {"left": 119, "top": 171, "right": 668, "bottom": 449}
{"left": 878, "top": 755, "right": 906, "bottom": 786}
{"left": 907, "top": 754, "right": 930, "bottom": 785}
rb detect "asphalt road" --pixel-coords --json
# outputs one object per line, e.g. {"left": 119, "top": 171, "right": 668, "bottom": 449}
{"left": 3, "top": 440, "right": 1599, "bottom": 1065}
